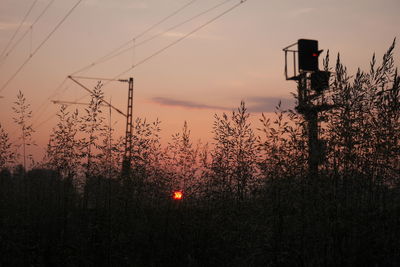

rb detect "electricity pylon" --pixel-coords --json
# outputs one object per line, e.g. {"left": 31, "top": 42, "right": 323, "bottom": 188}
{"left": 121, "top": 78, "right": 134, "bottom": 178}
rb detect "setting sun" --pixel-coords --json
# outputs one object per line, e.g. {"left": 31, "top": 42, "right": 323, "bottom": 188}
{"left": 173, "top": 191, "right": 183, "bottom": 200}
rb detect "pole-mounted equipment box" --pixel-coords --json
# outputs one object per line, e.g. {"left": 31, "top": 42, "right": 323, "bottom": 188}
{"left": 298, "top": 39, "right": 319, "bottom": 72}
{"left": 283, "top": 39, "right": 322, "bottom": 80}
{"left": 311, "top": 71, "right": 330, "bottom": 93}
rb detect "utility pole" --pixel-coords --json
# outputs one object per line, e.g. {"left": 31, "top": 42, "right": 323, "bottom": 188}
{"left": 67, "top": 76, "right": 135, "bottom": 177}
{"left": 283, "top": 39, "right": 332, "bottom": 179}
{"left": 121, "top": 78, "right": 134, "bottom": 177}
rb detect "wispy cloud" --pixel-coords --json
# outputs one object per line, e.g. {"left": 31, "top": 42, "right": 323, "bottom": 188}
{"left": 125, "top": 2, "right": 148, "bottom": 9}
{"left": 163, "top": 31, "right": 222, "bottom": 40}
{"left": 84, "top": 0, "right": 148, "bottom": 9}
{"left": 0, "top": 22, "right": 30, "bottom": 31}
{"left": 287, "top": 7, "right": 316, "bottom": 18}
{"left": 152, "top": 97, "right": 231, "bottom": 111}
{"left": 151, "top": 96, "right": 295, "bottom": 113}
{"left": 246, "top": 96, "right": 295, "bottom": 113}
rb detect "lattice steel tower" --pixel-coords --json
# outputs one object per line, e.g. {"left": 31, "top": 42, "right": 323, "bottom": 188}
{"left": 122, "top": 77, "right": 134, "bottom": 177}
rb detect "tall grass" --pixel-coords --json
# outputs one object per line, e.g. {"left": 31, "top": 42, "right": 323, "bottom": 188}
{"left": 0, "top": 42, "right": 399, "bottom": 266}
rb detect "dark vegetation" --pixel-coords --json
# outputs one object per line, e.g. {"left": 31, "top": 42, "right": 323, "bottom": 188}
{"left": 0, "top": 43, "right": 399, "bottom": 266}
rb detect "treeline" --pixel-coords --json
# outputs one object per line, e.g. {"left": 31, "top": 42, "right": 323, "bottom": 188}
{"left": 0, "top": 43, "right": 399, "bottom": 266}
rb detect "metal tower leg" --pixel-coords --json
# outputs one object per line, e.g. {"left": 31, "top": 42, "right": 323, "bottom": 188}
{"left": 122, "top": 78, "right": 134, "bottom": 177}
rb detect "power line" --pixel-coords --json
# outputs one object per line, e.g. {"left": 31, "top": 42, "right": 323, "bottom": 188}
{"left": 52, "top": 100, "right": 108, "bottom": 106}
{"left": 31, "top": 75, "right": 123, "bottom": 127}
{"left": 0, "top": 0, "right": 39, "bottom": 61}
{"left": 134, "top": 0, "right": 198, "bottom": 41}
{"left": 68, "top": 76, "right": 126, "bottom": 117}
{"left": 69, "top": 0, "right": 246, "bottom": 109}
{"left": 31, "top": 0, "right": 198, "bottom": 127}
{"left": 33, "top": 0, "right": 248, "bottom": 131}
{"left": 72, "top": 0, "right": 234, "bottom": 75}
{"left": 0, "top": 0, "right": 83, "bottom": 94}
{"left": 31, "top": 81, "right": 71, "bottom": 130}
{"left": 31, "top": 77, "right": 68, "bottom": 126}
{"left": 33, "top": 111, "right": 58, "bottom": 130}
{"left": 71, "top": 0, "right": 198, "bottom": 76}
{"left": 110, "top": 0, "right": 248, "bottom": 81}
{"left": 69, "top": 76, "right": 121, "bottom": 82}
{"left": 0, "top": 0, "right": 56, "bottom": 66}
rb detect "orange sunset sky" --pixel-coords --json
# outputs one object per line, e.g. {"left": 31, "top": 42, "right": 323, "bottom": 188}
{"left": 1, "top": 0, "right": 399, "bottom": 160}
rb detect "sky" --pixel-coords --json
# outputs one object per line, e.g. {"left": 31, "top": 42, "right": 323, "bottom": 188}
{"left": 0, "top": 0, "right": 399, "bottom": 160}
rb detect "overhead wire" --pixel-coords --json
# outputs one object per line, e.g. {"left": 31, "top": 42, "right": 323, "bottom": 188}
{"left": 72, "top": 0, "right": 233, "bottom": 76}
{"left": 31, "top": 77, "right": 115, "bottom": 130}
{"left": 0, "top": 0, "right": 84, "bottom": 94}
{"left": 33, "top": 111, "right": 60, "bottom": 130}
{"left": 69, "top": 0, "right": 246, "bottom": 106}
{"left": 31, "top": 0, "right": 197, "bottom": 128}
{"left": 32, "top": 0, "right": 248, "bottom": 131}
{"left": 71, "top": 0, "right": 198, "bottom": 76}
{"left": 52, "top": 100, "right": 108, "bottom": 106}
{"left": 70, "top": 0, "right": 246, "bottom": 103}
{"left": 109, "top": 0, "right": 248, "bottom": 82}
{"left": 31, "top": 77, "right": 68, "bottom": 126}
{"left": 132, "top": 38, "right": 136, "bottom": 71}
{"left": 0, "top": 0, "right": 56, "bottom": 67}
{"left": 29, "top": 26, "right": 33, "bottom": 55}
{"left": 31, "top": 74, "right": 123, "bottom": 128}
{"left": 0, "top": 0, "right": 39, "bottom": 61}
{"left": 133, "top": 0, "right": 198, "bottom": 41}
{"left": 68, "top": 76, "right": 121, "bottom": 81}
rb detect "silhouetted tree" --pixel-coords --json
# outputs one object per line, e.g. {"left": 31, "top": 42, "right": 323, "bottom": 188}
{"left": 45, "top": 105, "right": 80, "bottom": 179}
{"left": 1, "top": 41, "right": 400, "bottom": 267}
{"left": 210, "top": 101, "right": 258, "bottom": 201}
{"left": 165, "top": 121, "right": 203, "bottom": 197}
{"left": 79, "top": 82, "right": 106, "bottom": 177}
{"left": 258, "top": 102, "right": 307, "bottom": 180}
{"left": 124, "top": 117, "right": 165, "bottom": 200}
{"left": 0, "top": 123, "right": 15, "bottom": 170}
{"left": 12, "top": 90, "right": 35, "bottom": 170}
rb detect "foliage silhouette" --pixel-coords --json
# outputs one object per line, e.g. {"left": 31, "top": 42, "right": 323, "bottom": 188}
{"left": 0, "top": 42, "right": 399, "bottom": 266}
{"left": 12, "top": 90, "right": 35, "bottom": 169}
